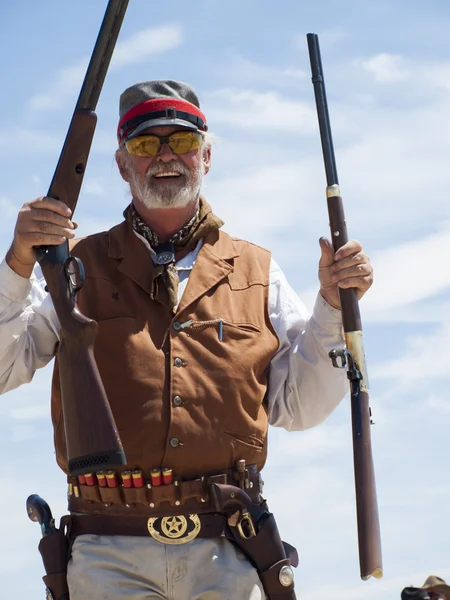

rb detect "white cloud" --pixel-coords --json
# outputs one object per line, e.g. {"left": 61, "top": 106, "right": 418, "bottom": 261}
{"left": 28, "top": 60, "right": 87, "bottom": 111}
{"left": 28, "top": 25, "right": 183, "bottom": 112}
{"left": 371, "top": 322, "right": 450, "bottom": 384}
{"left": 0, "top": 129, "right": 61, "bottom": 154}
{"left": 220, "top": 53, "right": 306, "bottom": 87}
{"left": 362, "top": 226, "right": 450, "bottom": 317}
{"left": 358, "top": 53, "right": 410, "bottom": 83}
{"left": 110, "top": 25, "right": 182, "bottom": 69}
{"left": 268, "top": 422, "right": 349, "bottom": 466}
{"left": 427, "top": 63, "right": 450, "bottom": 91}
{"left": 206, "top": 158, "right": 323, "bottom": 245}
{"left": 205, "top": 88, "right": 317, "bottom": 133}
{"left": 427, "top": 394, "right": 450, "bottom": 415}
{"left": 355, "top": 52, "right": 450, "bottom": 95}
{"left": 9, "top": 404, "right": 49, "bottom": 421}
{"left": 298, "top": 224, "right": 450, "bottom": 322}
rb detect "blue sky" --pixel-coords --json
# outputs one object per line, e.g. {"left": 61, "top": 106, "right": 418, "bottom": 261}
{"left": 1, "top": 0, "right": 450, "bottom": 598}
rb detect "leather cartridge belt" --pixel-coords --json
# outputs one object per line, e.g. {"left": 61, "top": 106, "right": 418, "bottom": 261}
{"left": 68, "top": 465, "right": 262, "bottom": 517}
{"left": 70, "top": 513, "right": 230, "bottom": 545}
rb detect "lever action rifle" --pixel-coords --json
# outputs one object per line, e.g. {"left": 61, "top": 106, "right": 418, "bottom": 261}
{"left": 38, "top": 0, "right": 129, "bottom": 475}
{"left": 306, "top": 33, "right": 383, "bottom": 580}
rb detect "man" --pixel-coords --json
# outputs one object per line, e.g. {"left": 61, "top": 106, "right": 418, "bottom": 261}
{"left": 402, "top": 576, "right": 450, "bottom": 599}
{"left": 0, "top": 80, "right": 373, "bottom": 599}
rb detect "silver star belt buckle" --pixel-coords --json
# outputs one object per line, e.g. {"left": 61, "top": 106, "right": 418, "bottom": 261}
{"left": 147, "top": 514, "right": 201, "bottom": 545}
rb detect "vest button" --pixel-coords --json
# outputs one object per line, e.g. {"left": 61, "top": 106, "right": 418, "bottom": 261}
{"left": 173, "top": 396, "right": 183, "bottom": 406}
{"left": 170, "top": 437, "right": 180, "bottom": 448}
{"left": 173, "top": 321, "right": 181, "bottom": 331}
{"left": 174, "top": 357, "right": 183, "bottom": 367}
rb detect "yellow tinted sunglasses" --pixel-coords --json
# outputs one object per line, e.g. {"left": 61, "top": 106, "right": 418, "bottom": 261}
{"left": 125, "top": 131, "right": 203, "bottom": 157}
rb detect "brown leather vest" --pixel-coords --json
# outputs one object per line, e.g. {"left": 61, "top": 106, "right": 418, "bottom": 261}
{"left": 51, "top": 222, "right": 279, "bottom": 479}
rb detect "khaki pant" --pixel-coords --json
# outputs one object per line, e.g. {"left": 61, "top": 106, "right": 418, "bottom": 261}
{"left": 67, "top": 534, "right": 266, "bottom": 599}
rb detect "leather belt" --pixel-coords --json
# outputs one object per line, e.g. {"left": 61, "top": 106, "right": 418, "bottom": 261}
{"left": 68, "top": 465, "right": 262, "bottom": 517}
{"left": 70, "top": 513, "right": 230, "bottom": 545}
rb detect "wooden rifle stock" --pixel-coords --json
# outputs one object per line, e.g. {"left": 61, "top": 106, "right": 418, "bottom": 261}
{"left": 38, "top": 0, "right": 129, "bottom": 475}
{"left": 306, "top": 33, "right": 383, "bottom": 580}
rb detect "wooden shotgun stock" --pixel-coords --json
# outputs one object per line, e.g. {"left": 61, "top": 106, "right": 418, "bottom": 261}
{"left": 38, "top": 0, "right": 130, "bottom": 475}
{"left": 306, "top": 33, "right": 383, "bottom": 580}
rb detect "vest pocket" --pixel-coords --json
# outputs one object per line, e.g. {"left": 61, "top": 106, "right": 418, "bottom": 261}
{"left": 181, "top": 319, "right": 261, "bottom": 341}
{"left": 223, "top": 430, "right": 265, "bottom": 450}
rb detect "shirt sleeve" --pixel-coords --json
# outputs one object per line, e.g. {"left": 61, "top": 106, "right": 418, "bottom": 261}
{"left": 0, "top": 258, "right": 60, "bottom": 394}
{"left": 267, "top": 257, "right": 348, "bottom": 431}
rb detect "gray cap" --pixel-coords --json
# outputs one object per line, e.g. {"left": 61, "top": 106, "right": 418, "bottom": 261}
{"left": 118, "top": 80, "right": 208, "bottom": 142}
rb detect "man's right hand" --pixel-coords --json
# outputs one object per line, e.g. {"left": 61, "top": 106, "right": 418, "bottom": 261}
{"left": 6, "top": 197, "right": 77, "bottom": 278}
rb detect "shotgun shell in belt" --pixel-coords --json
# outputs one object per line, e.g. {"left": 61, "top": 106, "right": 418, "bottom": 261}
{"left": 77, "top": 475, "right": 87, "bottom": 485}
{"left": 96, "top": 472, "right": 107, "bottom": 487}
{"left": 132, "top": 470, "right": 144, "bottom": 488}
{"left": 162, "top": 468, "right": 173, "bottom": 485}
{"left": 73, "top": 485, "right": 80, "bottom": 498}
{"left": 85, "top": 473, "right": 96, "bottom": 486}
{"left": 121, "top": 471, "right": 133, "bottom": 488}
{"left": 105, "top": 470, "right": 118, "bottom": 488}
{"left": 151, "top": 468, "right": 162, "bottom": 487}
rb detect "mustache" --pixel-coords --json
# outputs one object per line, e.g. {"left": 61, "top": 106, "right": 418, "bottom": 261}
{"left": 146, "top": 161, "right": 191, "bottom": 177}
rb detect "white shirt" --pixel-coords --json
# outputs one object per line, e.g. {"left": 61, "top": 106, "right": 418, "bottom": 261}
{"left": 0, "top": 237, "right": 347, "bottom": 431}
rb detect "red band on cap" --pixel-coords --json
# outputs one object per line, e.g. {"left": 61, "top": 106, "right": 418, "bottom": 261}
{"left": 118, "top": 98, "right": 207, "bottom": 139}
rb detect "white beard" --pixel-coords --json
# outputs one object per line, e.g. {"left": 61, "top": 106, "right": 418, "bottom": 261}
{"left": 128, "top": 160, "right": 205, "bottom": 209}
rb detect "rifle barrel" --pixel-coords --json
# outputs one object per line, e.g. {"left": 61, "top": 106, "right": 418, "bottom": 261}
{"left": 306, "top": 32, "right": 383, "bottom": 580}
{"left": 307, "top": 33, "right": 339, "bottom": 187}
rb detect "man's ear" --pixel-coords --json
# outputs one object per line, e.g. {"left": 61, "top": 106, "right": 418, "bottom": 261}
{"left": 202, "top": 145, "right": 211, "bottom": 175}
{"left": 115, "top": 148, "right": 130, "bottom": 182}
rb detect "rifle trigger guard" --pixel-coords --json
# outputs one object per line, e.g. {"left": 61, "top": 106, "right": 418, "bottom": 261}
{"left": 64, "top": 256, "right": 85, "bottom": 298}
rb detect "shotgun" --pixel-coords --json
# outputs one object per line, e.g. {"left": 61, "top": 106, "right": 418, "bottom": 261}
{"left": 306, "top": 32, "right": 383, "bottom": 581}
{"left": 37, "top": 0, "right": 129, "bottom": 475}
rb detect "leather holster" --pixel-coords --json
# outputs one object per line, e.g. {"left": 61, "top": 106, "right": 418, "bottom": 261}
{"left": 38, "top": 515, "right": 71, "bottom": 600}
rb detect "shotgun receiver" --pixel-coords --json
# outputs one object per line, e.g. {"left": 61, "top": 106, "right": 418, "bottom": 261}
{"left": 306, "top": 33, "right": 383, "bottom": 580}
{"left": 38, "top": 0, "right": 129, "bottom": 475}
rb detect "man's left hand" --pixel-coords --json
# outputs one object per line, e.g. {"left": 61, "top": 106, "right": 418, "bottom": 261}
{"left": 318, "top": 237, "right": 373, "bottom": 310}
